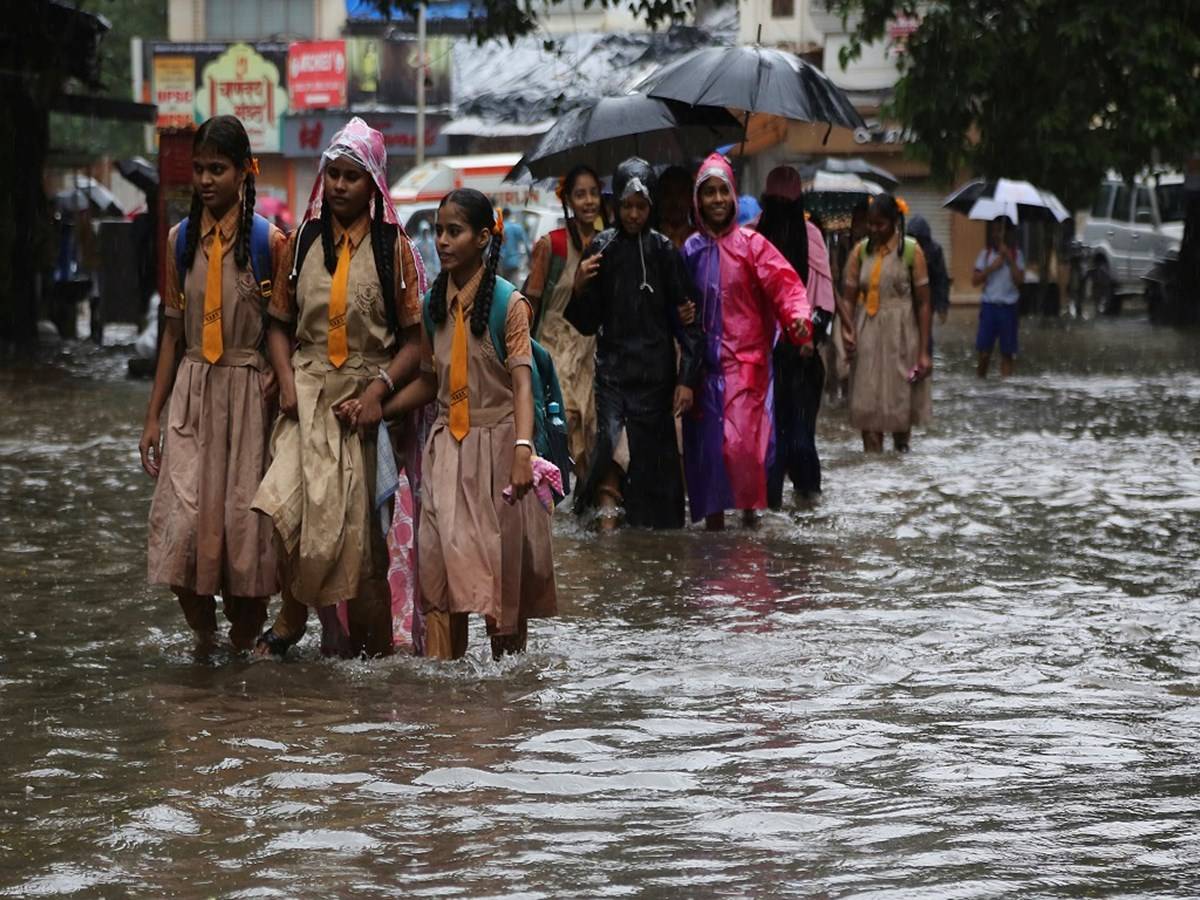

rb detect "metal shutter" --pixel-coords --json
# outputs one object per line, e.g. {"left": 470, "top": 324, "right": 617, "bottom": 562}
{"left": 899, "top": 180, "right": 953, "bottom": 253}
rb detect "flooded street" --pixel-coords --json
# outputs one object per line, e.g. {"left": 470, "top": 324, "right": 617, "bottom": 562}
{"left": 2, "top": 310, "right": 1199, "bottom": 897}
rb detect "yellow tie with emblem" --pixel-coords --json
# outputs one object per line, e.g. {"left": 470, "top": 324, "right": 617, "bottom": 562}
{"left": 201, "top": 229, "right": 224, "bottom": 363}
{"left": 448, "top": 299, "right": 470, "bottom": 441}
{"left": 328, "top": 236, "right": 351, "bottom": 368}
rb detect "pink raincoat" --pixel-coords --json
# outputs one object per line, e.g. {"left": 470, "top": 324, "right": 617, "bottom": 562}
{"left": 681, "top": 153, "right": 811, "bottom": 521}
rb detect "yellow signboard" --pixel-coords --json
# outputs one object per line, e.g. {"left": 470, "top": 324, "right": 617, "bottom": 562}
{"left": 195, "top": 43, "right": 288, "bottom": 153}
{"left": 154, "top": 56, "right": 195, "bottom": 130}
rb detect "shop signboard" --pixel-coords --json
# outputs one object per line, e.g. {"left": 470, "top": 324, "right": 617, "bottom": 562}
{"left": 345, "top": 37, "right": 452, "bottom": 107}
{"left": 282, "top": 112, "right": 448, "bottom": 158}
{"left": 288, "top": 41, "right": 348, "bottom": 111}
{"left": 153, "top": 56, "right": 195, "bottom": 129}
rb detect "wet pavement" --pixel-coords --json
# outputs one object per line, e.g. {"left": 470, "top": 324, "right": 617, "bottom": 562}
{"left": 2, "top": 310, "right": 1199, "bottom": 897}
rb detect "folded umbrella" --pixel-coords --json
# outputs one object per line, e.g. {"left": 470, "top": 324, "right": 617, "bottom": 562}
{"left": 516, "top": 95, "right": 743, "bottom": 181}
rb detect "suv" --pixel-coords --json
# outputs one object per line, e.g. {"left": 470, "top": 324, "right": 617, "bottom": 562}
{"left": 1080, "top": 173, "right": 1185, "bottom": 315}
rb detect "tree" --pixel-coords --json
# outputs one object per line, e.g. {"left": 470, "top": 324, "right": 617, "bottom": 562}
{"left": 826, "top": 0, "right": 1200, "bottom": 318}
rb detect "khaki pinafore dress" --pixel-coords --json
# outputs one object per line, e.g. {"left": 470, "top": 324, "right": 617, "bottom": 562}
{"left": 252, "top": 235, "right": 393, "bottom": 608}
{"left": 419, "top": 283, "right": 557, "bottom": 637}
{"left": 148, "top": 223, "right": 278, "bottom": 598}
{"left": 849, "top": 242, "right": 933, "bottom": 434}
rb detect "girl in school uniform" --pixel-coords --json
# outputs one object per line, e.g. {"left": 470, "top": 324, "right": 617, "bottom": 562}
{"left": 139, "top": 115, "right": 287, "bottom": 656}
{"left": 384, "top": 188, "right": 557, "bottom": 661}
{"left": 252, "top": 117, "right": 426, "bottom": 659}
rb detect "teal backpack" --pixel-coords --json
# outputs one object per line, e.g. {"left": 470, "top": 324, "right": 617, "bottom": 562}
{"left": 422, "top": 277, "right": 572, "bottom": 501}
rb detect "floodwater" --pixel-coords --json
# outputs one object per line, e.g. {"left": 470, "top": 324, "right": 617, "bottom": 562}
{"left": 2, "top": 310, "right": 1199, "bottom": 898}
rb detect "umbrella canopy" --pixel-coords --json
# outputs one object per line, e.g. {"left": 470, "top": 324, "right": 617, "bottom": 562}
{"left": 805, "top": 157, "right": 898, "bottom": 189}
{"left": 116, "top": 157, "right": 158, "bottom": 196}
{"left": 54, "top": 176, "right": 124, "bottom": 217}
{"left": 634, "top": 45, "right": 865, "bottom": 131}
{"left": 944, "top": 178, "right": 1069, "bottom": 224}
{"left": 802, "top": 172, "right": 882, "bottom": 228}
{"left": 805, "top": 170, "right": 884, "bottom": 196}
{"left": 515, "top": 95, "right": 743, "bottom": 180}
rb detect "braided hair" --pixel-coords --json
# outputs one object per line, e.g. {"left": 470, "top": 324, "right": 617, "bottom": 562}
{"left": 560, "top": 164, "right": 604, "bottom": 253}
{"left": 868, "top": 193, "right": 907, "bottom": 252}
{"left": 427, "top": 188, "right": 501, "bottom": 338}
{"left": 182, "top": 115, "right": 254, "bottom": 272}
{"left": 319, "top": 202, "right": 337, "bottom": 275}
{"left": 369, "top": 188, "right": 400, "bottom": 337}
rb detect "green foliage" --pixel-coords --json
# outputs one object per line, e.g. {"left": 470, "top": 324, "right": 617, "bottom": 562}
{"left": 826, "top": 0, "right": 1200, "bottom": 208}
{"left": 49, "top": 0, "right": 167, "bottom": 161}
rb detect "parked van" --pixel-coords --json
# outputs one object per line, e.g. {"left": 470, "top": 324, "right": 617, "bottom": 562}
{"left": 1080, "top": 172, "right": 1185, "bottom": 314}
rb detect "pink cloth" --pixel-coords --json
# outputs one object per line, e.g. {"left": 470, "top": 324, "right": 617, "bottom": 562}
{"left": 682, "top": 153, "right": 812, "bottom": 518}
{"left": 805, "top": 220, "right": 836, "bottom": 314}
{"left": 387, "top": 471, "right": 418, "bottom": 649}
{"left": 300, "top": 116, "right": 427, "bottom": 294}
{"left": 502, "top": 457, "right": 563, "bottom": 513}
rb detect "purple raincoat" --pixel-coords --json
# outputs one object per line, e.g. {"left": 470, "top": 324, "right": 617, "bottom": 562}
{"left": 681, "top": 154, "right": 811, "bottom": 521}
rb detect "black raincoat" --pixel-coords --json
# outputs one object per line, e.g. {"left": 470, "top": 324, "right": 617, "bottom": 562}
{"left": 564, "top": 160, "right": 703, "bottom": 528}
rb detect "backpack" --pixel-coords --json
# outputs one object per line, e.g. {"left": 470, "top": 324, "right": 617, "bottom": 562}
{"left": 857, "top": 236, "right": 920, "bottom": 312}
{"left": 174, "top": 212, "right": 274, "bottom": 301}
{"left": 530, "top": 227, "right": 569, "bottom": 339}
{"left": 423, "top": 277, "right": 572, "bottom": 502}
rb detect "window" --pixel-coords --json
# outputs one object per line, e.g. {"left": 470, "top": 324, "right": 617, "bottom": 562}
{"left": 1090, "top": 183, "right": 1115, "bottom": 219}
{"left": 1156, "top": 183, "right": 1186, "bottom": 222}
{"left": 1134, "top": 186, "right": 1154, "bottom": 224}
{"left": 772, "top": 0, "right": 795, "bottom": 17}
{"left": 207, "top": 0, "right": 313, "bottom": 40}
{"left": 1110, "top": 183, "right": 1131, "bottom": 223}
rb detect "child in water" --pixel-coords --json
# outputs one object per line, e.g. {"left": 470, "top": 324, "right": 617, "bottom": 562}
{"left": 140, "top": 115, "right": 287, "bottom": 656}
{"left": 252, "top": 117, "right": 426, "bottom": 658}
{"left": 384, "top": 188, "right": 557, "bottom": 660}
{"left": 565, "top": 157, "right": 703, "bottom": 530}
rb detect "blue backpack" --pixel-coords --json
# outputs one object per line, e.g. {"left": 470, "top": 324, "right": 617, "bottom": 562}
{"left": 422, "top": 277, "right": 572, "bottom": 501}
{"left": 173, "top": 212, "right": 275, "bottom": 305}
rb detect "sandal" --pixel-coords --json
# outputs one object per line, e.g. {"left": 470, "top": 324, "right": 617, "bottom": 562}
{"left": 254, "top": 627, "right": 299, "bottom": 659}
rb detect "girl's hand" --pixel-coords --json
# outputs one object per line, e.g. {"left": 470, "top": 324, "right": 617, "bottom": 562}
{"left": 573, "top": 253, "right": 601, "bottom": 293}
{"left": 261, "top": 367, "right": 278, "bottom": 404}
{"left": 787, "top": 317, "right": 812, "bottom": 345}
{"left": 678, "top": 300, "right": 697, "bottom": 326}
{"left": 842, "top": 324, "right": 857, "bottom": 358}
{"left": 673, "top": 385, "right": 694, "bottom": 417}
{"left": 139, "top": 420, "right": 162, "bottom": 479}
{"left": 510, "top": 445, "right": 534, "bottom": 499}
{"left": 355, "top": 391, "right": 383, "bottom": 435}
{"left": 334, "top": 399, "right": 356, "bottom": 425}
{"left": 279, "top": 379, "right": 299, "bottom": 419}
{"left": 917, "top": 351, "right": 933, "bottom": 380}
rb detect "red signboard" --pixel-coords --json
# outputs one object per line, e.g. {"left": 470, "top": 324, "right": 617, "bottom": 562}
{"left": 288, "top": 41, "right": 348, "bottom": 111}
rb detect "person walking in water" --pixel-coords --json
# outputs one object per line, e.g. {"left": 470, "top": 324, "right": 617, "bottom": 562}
{"left": 252, "top": 117, "right": 426, "bottom": 659}
{"left": 973, "top": 216, "right": 1025, "bottom": 377}
{"left": 837, "top": 194, "right": 932, "bottom": 453}
{"left": 680, "top": 153, "right": 812, "bottom": 530}
{"left": 523, "top": 165, "right": 606, "bottom": 486}
{"left": 139, "top": 115, "right": 287, "bottom": 657}
{"left": 384, "top": 189, "right": 557, "bottom": 660}
{"left": 565, "top": 157, "right": 703, "bottom": 531}
{"left": 756, "top": 166, "right": 836, "bottom": 505}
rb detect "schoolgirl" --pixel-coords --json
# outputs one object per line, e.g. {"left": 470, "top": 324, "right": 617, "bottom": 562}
{"left": 139, "top": 115, "right": 287, "bottom": 655}
{"left": 385, "top": 188, "right": 557, "bottom": 660}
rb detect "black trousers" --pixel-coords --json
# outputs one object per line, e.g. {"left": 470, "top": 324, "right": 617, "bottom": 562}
{"left": 768, "top": 343, "right": 825, "bottom": 508}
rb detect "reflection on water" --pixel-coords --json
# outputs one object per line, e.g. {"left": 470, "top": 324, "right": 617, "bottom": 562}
{"left": 2, "top": 312, "right": 1200, "bottom": 896}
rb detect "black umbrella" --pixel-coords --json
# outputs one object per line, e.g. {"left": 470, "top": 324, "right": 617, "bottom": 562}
{"left": 54, "top": 176, "right": 124, "bottom": 217}
{"left": 805, "top": 157, "right": 898, "bottom": 190}
{"left": 634, "top": 46, "right": 865, "bottom": 131}
{"left": 513, "top": 95, "right": 743, "bottom": 181}
{"left": 116, "top": 156, "right": 159, "bottom": 196}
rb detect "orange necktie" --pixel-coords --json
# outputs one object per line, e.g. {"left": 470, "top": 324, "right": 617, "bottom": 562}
{"left": 201, "top": 229, "right": 224, "bottom": 363}
{"left": 328, "top": 237, "right": 351, "bottom": 368}
{"left": 448, "top": 299, "right": 470, "bottom": 441}
{"left": 865, "top": 244, "right": 891, "bottom": 318}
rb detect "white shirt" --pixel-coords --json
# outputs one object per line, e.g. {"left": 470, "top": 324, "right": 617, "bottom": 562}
{"left": 975, "top": 248, "right": 1025, "bottom": 305}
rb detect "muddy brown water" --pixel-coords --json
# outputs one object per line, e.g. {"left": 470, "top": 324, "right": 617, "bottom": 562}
{"left": 2, "top": 310, "right": 1199, "bottom": 897}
